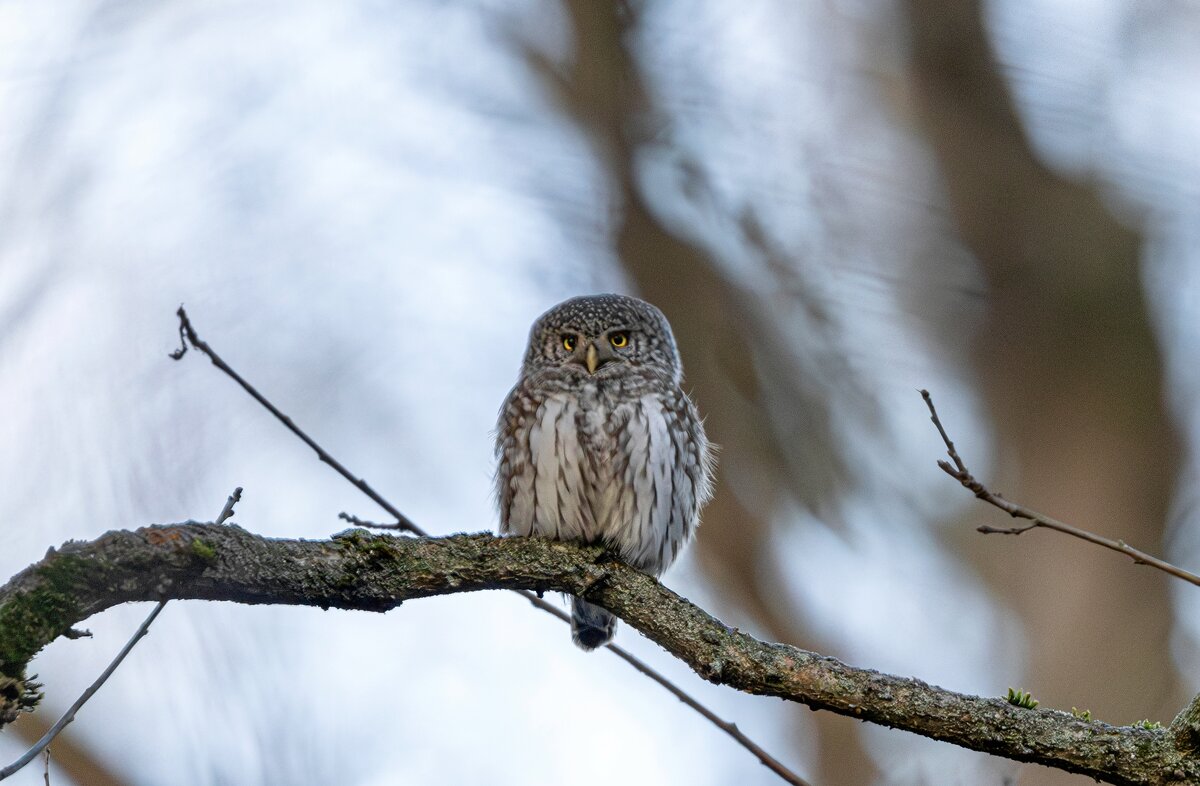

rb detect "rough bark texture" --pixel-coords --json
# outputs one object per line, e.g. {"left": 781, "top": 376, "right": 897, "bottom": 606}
{"left": 2, "top": 522, "right": 1199, "bottom": 786}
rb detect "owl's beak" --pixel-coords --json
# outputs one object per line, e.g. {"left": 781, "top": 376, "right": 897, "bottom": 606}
{"left": 582, "top": 341, "right": 615, "bottom": 374}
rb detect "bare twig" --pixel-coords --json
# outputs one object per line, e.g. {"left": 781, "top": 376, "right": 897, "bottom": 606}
{"left": 511, "top": 575, "right": 809, "bottom": 785}
{"left": 170, "top": 306, "right": 421, "bottom": 536}
{"left": 172, "top": 308, "right": 809, "bottom": 786}
{"left": 607, "top": 633, "right": 806, "bottom": 785}
{"left": 921, "top": 389, "right": 1200, "bottom": 587}
{"left": 215, "top": 487, "right": 242, "bottom": 526}
{"left": 0, "top": 600, "right": 166, "bottom": 781}
{"left": 338, "top": 512, "right": 404, "bottom": 532}
{"left": 41, "top": 749, "right": 48, "bottom": 786}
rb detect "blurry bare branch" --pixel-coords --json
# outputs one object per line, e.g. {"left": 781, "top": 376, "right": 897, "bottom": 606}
{"left": 923, "top": 390, "right": 1200, "bottom": 587}
{"left": 528, "top": 1, "right": 861, "bottom": 520}
{"left": 2, "top": 524, "right": 1197, "bottom": 785}
{"left": 169, "top": 308, "right": 807, "bottom": 785}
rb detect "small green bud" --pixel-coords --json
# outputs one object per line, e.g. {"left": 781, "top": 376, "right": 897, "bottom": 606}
{"left": 1006, "top": 688, "right": 1039, "bottom": 709}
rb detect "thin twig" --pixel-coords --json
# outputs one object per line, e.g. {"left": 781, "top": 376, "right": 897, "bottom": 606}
{"left": 515, "top": 583, "right": 808, "bottom": 785}
{"left": 0, "top": 601, "right": 166, "bottom": 781}
{"left": 338, "top": 512, "right": 404, "bottom": 531}
{"left": 41, "top": 749, "right": 48, "bottom": 786}
{"left": 921, "top": 389, "right": 1200, "bottom": 587}
{"left": 170, "top": 306, "right": 420, "bottom": 535}
{"left": 0, "top": 483, "right": 242, "bottom": 781}
{"left": 215, "top": 487, "right": 243, "bottom": 525}
{"left": 172, "top": 306, "right": 809, "bottom": 786}
{"left": 608, "top": 644, "right": 806, "bottom": 786}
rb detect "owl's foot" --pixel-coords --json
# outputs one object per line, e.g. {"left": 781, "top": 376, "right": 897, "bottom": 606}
{"left": 571, "top": 596, "right": 616, "bottom": 650}
{"left": 594, "top": 544, "right": 625, "bottom": 565}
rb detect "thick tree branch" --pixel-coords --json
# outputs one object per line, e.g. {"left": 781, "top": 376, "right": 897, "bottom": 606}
{"left": 2, "top": 524, "right": 1197, "bottom": 785}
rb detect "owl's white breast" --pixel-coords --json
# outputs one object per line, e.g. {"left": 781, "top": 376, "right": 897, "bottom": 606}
{"left": 617, "top": 394, "right": 679, "bottom": 570}
{"left": 509, "top": 384, "right": 687, "bottom": 575}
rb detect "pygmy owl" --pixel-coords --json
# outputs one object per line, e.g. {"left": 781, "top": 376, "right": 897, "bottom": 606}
{"left": 495, "top": 294, "right": 714, "bottom": 650}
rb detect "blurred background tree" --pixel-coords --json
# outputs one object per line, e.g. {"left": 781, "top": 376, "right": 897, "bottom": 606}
{"left": 1, "top": 1, "right": 1197, "bottom": 784}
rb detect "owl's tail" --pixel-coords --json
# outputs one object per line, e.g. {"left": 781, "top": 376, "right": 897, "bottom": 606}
{"left": 571, "top": 597, "right": 616, "bottom": 650}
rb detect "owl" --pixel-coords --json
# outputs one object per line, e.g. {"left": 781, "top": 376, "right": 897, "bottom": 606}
{"left": 495, "top": 294, "right": 714, "bottom": 650}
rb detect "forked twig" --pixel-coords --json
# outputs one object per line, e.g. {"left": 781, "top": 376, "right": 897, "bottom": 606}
{"left": 172, "top": 307, "right": 809, "bottom": 786}
{"left": 921, "top": 389, "right": 1200, "bottom": 588}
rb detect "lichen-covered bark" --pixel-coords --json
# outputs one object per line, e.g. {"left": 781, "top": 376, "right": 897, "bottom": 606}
{"left": 1, "top": 523, "right": 1197, "bottom": 785}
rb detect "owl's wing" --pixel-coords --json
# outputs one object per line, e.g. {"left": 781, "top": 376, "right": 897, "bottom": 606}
{"left": 494, "top": 381, "right": 533, "bottom": 535}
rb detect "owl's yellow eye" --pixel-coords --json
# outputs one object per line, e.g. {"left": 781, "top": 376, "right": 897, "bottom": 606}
{"left": 609, "top": 332, "right": 629, "bottom": 348}
{"left": 562, "top": 335, "right": 577, "bottom": 352}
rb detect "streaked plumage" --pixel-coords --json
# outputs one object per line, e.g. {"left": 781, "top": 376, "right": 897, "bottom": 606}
{"left": 495, "top": 294, "right": 714, "bottom": 649}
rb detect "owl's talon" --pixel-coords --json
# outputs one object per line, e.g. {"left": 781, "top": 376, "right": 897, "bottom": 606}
{"left": 596, "top": 546, "right": 624, "bottom": 565}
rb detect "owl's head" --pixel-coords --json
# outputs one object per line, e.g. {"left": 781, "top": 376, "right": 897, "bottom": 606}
{"left": 524, "top": 294, "right": 682, "bottom": 382}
